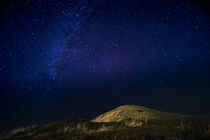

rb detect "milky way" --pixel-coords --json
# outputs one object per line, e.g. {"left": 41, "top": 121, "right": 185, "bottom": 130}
{"left": 0, "top": 0, "right": 210, "bottom": 131}
{"left": 1, "top": 0, "right": 209, "bottom": 86}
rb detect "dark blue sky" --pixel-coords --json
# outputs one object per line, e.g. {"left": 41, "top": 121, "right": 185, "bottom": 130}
{"left": 0, "top": 0, "right": 210, "bottom": 132}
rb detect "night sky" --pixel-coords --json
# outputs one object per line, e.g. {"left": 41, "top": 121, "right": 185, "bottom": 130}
{"left": 0, "top": 0, "right": 210, "bottom": 132}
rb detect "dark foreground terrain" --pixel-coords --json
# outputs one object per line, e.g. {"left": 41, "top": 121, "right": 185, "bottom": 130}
{"left": 1, "top": 105, "right": 210, "bottom": 140}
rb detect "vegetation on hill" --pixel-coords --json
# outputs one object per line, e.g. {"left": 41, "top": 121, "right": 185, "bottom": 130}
{"left": 1, "top": 105, "right": 210, "bottom": 140}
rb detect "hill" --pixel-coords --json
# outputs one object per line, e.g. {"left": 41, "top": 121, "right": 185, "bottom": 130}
{"left": 1, "top": 105, "right": 210, "bottom": 140}
{"left": 92, "top": 105, "right": 187, "bottom": 123}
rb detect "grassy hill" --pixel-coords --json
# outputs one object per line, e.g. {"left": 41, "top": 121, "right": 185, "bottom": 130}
{"left": 1, "top": 105, "right": 210, "bottom": 140}
{"left": 92, "top": 105, "right": 188, "bottom": 123}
